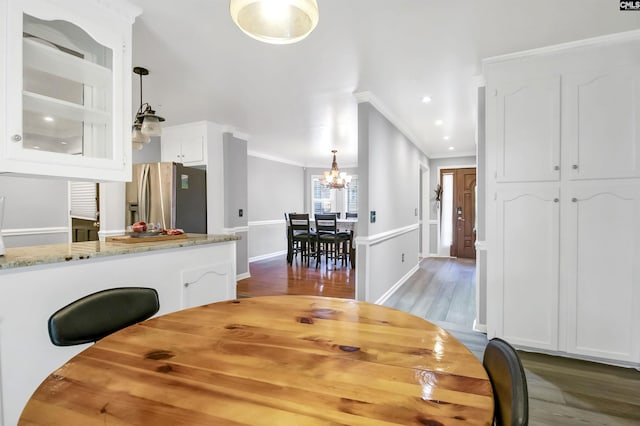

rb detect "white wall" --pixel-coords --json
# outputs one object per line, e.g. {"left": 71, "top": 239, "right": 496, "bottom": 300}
{"left": 356, "top": 102, "right": 427, "bottom": 303}
{"left": 247, "top": 155, "right": 304, "bottom": 261}
{"left": 0, "top": 176, "right": 69, "bottom": 247}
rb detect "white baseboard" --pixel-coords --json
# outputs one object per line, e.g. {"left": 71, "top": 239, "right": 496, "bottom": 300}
{"left": 236, "top": 272, "right": 251, "bottom": 281}
{"left": 249, "top": 250, "right": 287, "bottom": 263}
{"left": 375, "top": 263, "right": 420, "bottom": 305}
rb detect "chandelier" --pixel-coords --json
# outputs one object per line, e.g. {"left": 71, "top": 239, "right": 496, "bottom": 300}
{"left": 321, "top": 150, "right": 352, "bottom": 189}
{"left": 132, "top": 67, "right": 165, "bottom": 151}
{"left": 229, "top": 0, "right": 319, "bottom": 45}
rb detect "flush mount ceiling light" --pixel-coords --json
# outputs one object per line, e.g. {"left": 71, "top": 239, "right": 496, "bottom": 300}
{"left": 320, "top": 150, "right": 352, "bottom": 189}
{"left": 230, "top": 0, "right": 319, "bottom": 44}
{"left": 132, "top": 66, "right": 165, "bottom": 151}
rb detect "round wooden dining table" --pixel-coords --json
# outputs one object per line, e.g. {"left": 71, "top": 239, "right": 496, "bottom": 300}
{"left": 19, "top": 295, "right": 494, "bottom": 425}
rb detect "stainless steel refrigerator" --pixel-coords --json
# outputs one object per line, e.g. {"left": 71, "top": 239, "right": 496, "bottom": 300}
{"left": 125, "top": 162, "right": 207, "bottom": 233}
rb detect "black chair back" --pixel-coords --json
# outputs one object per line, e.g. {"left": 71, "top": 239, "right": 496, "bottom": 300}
{"left": 483, "top": 338, "right": 529, "bottom": 426}
{"left": 345, "top": 212, "right": 357, "bottom": 219}
{"left": 315, "top": 214, "right": 338, "bottom": 234}
{"left": 329, "top": 212, "right": 341, "bottom": 219}
{"left": 289, "top": 213, "right": 312, "bottom": 234}
{"left": 48, "top": 287, "right": 160, "bottom": 346}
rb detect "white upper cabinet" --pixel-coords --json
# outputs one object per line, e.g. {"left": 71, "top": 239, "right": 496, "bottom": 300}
{"left": 161, "top": 122, "right": 207, "bottom": 166}
{"left": 0, "top": 0, "right": 140, "bottom": 181}
{"left": 563, "top": 65, "right": 640, "bottom": 180}
{"left": 493, "top": 76, "right": 561, "bottom": 183}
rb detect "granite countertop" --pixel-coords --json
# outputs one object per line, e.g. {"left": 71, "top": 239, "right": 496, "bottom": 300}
{"left": 0, "top": 234, "right": 240, "bottom": 270}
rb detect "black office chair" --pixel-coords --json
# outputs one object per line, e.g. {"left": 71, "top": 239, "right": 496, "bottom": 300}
{"left": 483, "top": 338, "right": 529, "bottom": 426}
{"left": 48, "top": 287, "right": 160, "bottom": 346}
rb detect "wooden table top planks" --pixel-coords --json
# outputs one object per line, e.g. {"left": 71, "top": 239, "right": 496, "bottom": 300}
{"left": 19, "top": 295, "right": 494, "bottom": 425}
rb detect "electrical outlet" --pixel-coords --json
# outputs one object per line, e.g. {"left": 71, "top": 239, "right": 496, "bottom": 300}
{"left": 402, "top": 253, "right": 405, "bottom": 263}
{"left": 414, "top": 208, "right": 418, "bottom": 216}
{"left": 238, "top": 209, "right": 243, "bottom": 217}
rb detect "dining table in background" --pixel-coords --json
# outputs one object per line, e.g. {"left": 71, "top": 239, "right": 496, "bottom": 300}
{"left": 20, "top": 295, "right": 494, "bottom": 425}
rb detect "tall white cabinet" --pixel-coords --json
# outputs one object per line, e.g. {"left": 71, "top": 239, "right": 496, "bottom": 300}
{"left": 485, "top": 31, "right": 640, "bottom": 367}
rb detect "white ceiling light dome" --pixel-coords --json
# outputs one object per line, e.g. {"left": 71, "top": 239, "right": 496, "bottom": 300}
{"left": 230, "top": 0, "right": 319, "bottom": 44}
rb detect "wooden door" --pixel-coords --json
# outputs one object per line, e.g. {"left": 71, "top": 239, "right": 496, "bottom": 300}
{"left": 442, "top": 168, "right": 477, "bottom": 259}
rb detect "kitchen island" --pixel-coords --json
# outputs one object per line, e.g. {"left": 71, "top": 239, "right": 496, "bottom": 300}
{"left": 0, "top": 234, "right": 239, "bottom": 426}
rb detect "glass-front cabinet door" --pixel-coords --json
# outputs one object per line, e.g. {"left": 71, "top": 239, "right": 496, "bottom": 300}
{"left": 0, "top": 0, "right": 140, "bottom": 181}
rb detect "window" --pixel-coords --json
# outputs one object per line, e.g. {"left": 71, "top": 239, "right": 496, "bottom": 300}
{"left": 311, "top": 176, "right": 333, "bottom": 216}
{"left": 344, "top": 175, "right": 358, "bottom": 214}
{"left": 310, "top": 175, "right": 359, "bottom": 217}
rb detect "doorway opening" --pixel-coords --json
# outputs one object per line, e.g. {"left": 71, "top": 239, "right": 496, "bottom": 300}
{"left": 438, "top": 168, "right": 476, "bottom": 259}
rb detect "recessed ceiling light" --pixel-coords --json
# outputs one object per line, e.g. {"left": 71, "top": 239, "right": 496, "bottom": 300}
{"left": 60, "top": 141, "right": 68, "bottom": 145}
{"left": 422, "top": 96, "right": 432, "bottom": 104}
{"left": 443, "top": 136, "right": 450, "bottom": 140}
{"left": 448, "top": 146, "right": 455, "bottom": 150}
{"left": 33, "top": 146, "right": 41, "bottom": 149}
{"left": 435, "top": 119, "right": 443, "bottom": 126}
{"left": 44, "top": 116, "right": 54, "bottom": 122}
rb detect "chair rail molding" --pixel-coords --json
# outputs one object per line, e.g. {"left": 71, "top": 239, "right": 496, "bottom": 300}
{"left": 2, "top": 226, "right": 68, "bottom": 236}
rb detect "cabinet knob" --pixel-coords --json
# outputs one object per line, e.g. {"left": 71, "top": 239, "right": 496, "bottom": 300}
{"left": 553, "top": 165, "right": 560, "bottom": 171}
{"left": 572, "top": 164, "right": 578, "bottom": 170}
{"left": 572, "top": 197, "right": 578, "bottom": 203}
{"left": 553, "top": 198, "right": 559, "bottom": 203}
{"left": 11, "top": 134, "right": 22, "bottom": 142}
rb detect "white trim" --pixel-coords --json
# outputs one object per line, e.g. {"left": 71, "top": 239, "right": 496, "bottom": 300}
{"left": 223, "top": 226, "right": 249, "bottom": 234}
{"left": 354, "top": 223, "right": 419, "bottom": 247}
{"left": 249, "top": 250, "right": 287, "bottom": 263}
{"left": 375, "top": 263, "right": 420, "bottom": 305}
{"left": 221, "top": 125, "right": 250, "bottom": 142}
{"left": 236, "top": 272, "right": 251, "bottom": 281}
{"left": 473, "top": 319, "right": 487, "bottom": 334}
{"left": 248, "top": 219, "right": 286, "bottom": 227}
{"left": 427, "top": 150, "right": 477, "bottom": 160}
{"left": 428, "top": 220, "right": 438, "bottom": 225}
{"left": 1, "top": 227, "right": 68, "bottom": 236}
{"left": 475, "top": 240, "right": 488, "bottom": 251}
{"left": 248, "top": 150, "right": 305, "bottom": 167}
{"left": 98, "top": 229, "right": 126, "bottom": 240}
{"left": 355, "top": 91, "right": 423, "bottom": 154}
{"left": 483, "top": 29, "right": 640, "bottom": 65}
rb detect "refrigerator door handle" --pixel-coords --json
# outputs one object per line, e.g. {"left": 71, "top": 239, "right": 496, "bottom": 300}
{"left": 138, "top": 163, "right": 150, "bottom": 223}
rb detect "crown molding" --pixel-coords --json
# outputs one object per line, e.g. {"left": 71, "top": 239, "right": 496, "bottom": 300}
{"left": 483, "top": 29, "right": 640, "bottom": 65}
{"left": 247, "top": 150, "right": 305, "bottom": 167}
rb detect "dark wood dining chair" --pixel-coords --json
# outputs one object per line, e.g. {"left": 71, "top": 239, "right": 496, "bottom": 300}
{"left": 48, "top": 287, "right": 160, "bottom": 346}
{"left": 288, "top": 213, "right": 316, "bottom": 265}
{"left": 315, "top": 214, "right": 350, "bottom": 267}
{"left": 483, "top": 337, "right": 529, "bottom": 426}
{"left": 345, "top": 212, "right": 357, "bottom": 219}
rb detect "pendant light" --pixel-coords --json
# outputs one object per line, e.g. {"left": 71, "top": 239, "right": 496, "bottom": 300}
{"left": 132, "top": 67, "right": 165, "bottom": 150}
{"left": 320, "top": 150, "right": 351, "bottom": 189}
{"left": 230, "top": 0, "right": 319, "bottom": 45}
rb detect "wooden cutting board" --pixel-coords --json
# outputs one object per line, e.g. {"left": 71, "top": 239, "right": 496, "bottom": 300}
{"left": 106, "top": 234, "right": 188, "bottom": 243}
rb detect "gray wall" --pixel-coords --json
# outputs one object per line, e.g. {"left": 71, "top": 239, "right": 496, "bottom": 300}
{"left": 223, "top": 133, "right": 248, "bottom": 276}
{"left": 0, "top": 176, "right": 69, "bottom": 247}
{"left": 132, "top": 136, "right": 161, "bottom": 164}
{"left": 357, "top": 102, "right": 427, "bottom": 302}
{"left": 247, "top": 155, "right": 304, "bottom": 260}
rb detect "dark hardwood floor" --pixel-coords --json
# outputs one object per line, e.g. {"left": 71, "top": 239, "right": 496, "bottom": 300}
{"left": 238, "top": 255, "right": 640, "bottom": 425}
{"left": 237, "top": 253, "right": 355, "bottom": 299}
